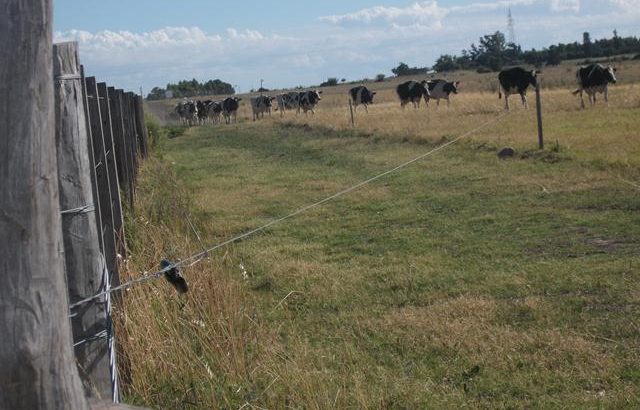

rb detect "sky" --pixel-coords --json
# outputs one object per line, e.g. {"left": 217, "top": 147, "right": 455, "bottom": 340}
{"left": 53, "top": 0, "right": 640, "bottom": 94}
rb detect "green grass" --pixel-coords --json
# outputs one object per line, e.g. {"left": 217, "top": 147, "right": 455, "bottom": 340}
{"left": 121, "top": 113, "right": 640, "bottom": 408}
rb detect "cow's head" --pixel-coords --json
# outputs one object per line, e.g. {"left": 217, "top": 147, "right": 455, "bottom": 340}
{"left": 445, "top": 81, "right": 460, "bottom": 94}
{"left": 606, "top": 66, "right": 617, "bottom": 84}
{"left": 529, "top": 70, "right": 539, "bottom": 87}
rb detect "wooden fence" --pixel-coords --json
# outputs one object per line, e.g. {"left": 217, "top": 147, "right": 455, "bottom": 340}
{"left": 1, "top": 2, "right": 148, "bottom": 405}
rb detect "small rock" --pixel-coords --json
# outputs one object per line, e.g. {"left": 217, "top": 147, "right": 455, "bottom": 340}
{"left": 498, "top": 147, "right": 515, "bottom": 159}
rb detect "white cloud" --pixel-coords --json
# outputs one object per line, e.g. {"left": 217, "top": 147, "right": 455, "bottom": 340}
{"left": 551, "top": 0, "right": 580, "bottom": 12}
{"left": 53, "top": 1, "right": 640, "bottom": 93}
{"left": 319, "top": 1, "right": 448, "bottom": 27}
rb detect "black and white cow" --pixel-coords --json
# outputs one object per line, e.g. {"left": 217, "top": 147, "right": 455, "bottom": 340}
{"left": 498, "top": 67, "right": 538, "bottom": 110}
{"left": 426, "top": 79, "right": 460, "bottom": 107}
{"left": 298, "top": 90, "right": 322, "bottom": 114}
{"left": 222, "top": 97, "right": 242, "bottom": 124}
{"left": 573, "top": 64, "right": 617, "bottom": 108}
{"left": 175, "top": 101, "right": 198, "bottom": 126}
{"left": 250, "top": 95, "right": 275, "bottom": 121}
{"left": 396, "top": 80, "right": 430, "bottom": 109}
{"left": 276, "top": 92, "right": 301, "bottom": 116}
{"left": 206, "top": 101, "right": 223, "bottom": 124}
{"left": 349, "top": 86, "right": 376, "bottom": 113}
{"left": 196, "top": 100, "right": 210, "bottom": 124}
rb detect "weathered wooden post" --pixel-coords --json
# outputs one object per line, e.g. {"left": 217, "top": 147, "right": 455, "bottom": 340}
{"left": 134, "top": 95, "right": 149, "bottom": 158}
{"left": 535, "top": 81, "right": 544, "bottom": 150}
{"left": 124, "top": 93, "right": 140, "bottom": 182}
{"left": 86, "top": 77, "right": 120, "bottom": 292}
{"left": 348, "top": 99, "right": 355, "bottom": 127}
{"left": 99, "top": 83, "right": 126, "bottom": 268}
{"left": 54, "top": 43, "right": 115, "bottom": 401}
{"left": 0, "top": 2, "right": 89, "bottom": 409}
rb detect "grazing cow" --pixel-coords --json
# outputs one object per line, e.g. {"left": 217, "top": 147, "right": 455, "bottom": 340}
{"left": 250, "top": 95, "right": 276, "bottom": 121}
{"left": 276, "top": 92, "right": 301, "bottom": 116}
{"left": 222, "top": 97, "right": 242, "bottom": 124}
{"left": 396, "top": 80, "right": 430, "bottom": 109}
{"left": 573, "top": 64, "right": 617, "bottom": 108}
{"left": 426, "top": 79, "right": 460, "bottom": 107}
{"left": 498, "top": 67, "right": 538, "bottom": 110}
{"left": 349, "top": 86, "right": 376, "bottom": 113}
{"left": 206, "top": 101, "right": 223, "bottom": 124}
{"left": 298, "top": 90, "right": 322, "bottom": 114}
{"left": 175, "top": 101, "right": 198, "bottom": 126}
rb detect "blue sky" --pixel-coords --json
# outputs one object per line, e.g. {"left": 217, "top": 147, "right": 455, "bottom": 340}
{"left": 53, "top": 0, "right": 640, "bottom": 94}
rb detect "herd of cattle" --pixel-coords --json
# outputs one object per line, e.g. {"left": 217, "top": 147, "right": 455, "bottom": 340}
{"left": 173, "top": 63, "right": 618, "bottom": 125}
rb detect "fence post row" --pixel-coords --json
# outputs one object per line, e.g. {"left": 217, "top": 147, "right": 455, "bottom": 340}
{"left": 0, "top": 3, "right": 88, "bottom": 409}
{"left": 55, "top": 43, "right": 114, "bottom": 401}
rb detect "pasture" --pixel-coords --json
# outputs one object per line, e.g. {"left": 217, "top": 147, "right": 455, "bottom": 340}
{"left": 125, "top": 62, "right": 640, "bottom": 408}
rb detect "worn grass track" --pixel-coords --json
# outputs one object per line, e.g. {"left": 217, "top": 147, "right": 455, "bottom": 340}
{"left": 122, "top": 96, "right": 640, "bottom": 408}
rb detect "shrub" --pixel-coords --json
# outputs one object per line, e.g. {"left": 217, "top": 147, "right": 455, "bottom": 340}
{"left": 375, "top": 74, "right": 386, "bottom": 82}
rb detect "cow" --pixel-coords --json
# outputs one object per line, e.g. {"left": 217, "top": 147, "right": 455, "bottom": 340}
{"left": 396, "top": 80, "right": 430, "bottom": 109}
{"left": 175, "top": 100, "right": 198, "bottom": 126}
{"left": 206, "top": 101, "right": 223, "bottom": 124}
{"left": 349, "top": 86, "right": 376, "bottom": 113}
{"left": 196, "top": 100, "right": 210, "bottom": 125}
{"left": 498, "top": 67, "right": 538, "bottom": 110}
{"left": 426, "top": 79, "right": 460, "bottom": 107}
{"left": 298, "top": 90, "right": 322, "bottom": 114}
{"left": 276, "top": 92, "right": 301, "bottom": 116}
{"left": 250, "top": 95, "right": 276, "bottom": 121}
{"left": 222, "top": 97, "right": 242, "bottom": 124}
{"left": 573, "top": 64, "right": 617, "bottom": 108}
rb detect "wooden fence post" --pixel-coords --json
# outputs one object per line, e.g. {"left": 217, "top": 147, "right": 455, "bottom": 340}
{"left": 54, "top": 43, "right": 114, "bottom": 401}
{"left": 124, "top": 93, "right": 140, "bottom": 184}
{"left": 99, "top": 83, "right": 126, "bottom": 266}
{"left": 0, "top": 3, "right": 88, "bottom": 409}
{"left": 86, "top": 77, "right": 120, "bottom": 293}
{"left": 118, "top": 90, "right": 135, "bottom": 208}
{"left": 348, "top": 99, "right": 355, "bottom": 127}
{"left": 535, "top": 82, "right": 544, "bottom": 150}
{"left": 134, "top": 95, "right": 149, "bottom": 158}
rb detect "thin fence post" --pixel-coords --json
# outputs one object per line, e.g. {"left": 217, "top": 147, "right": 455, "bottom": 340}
{"left": 100, "top": 83, "right": 127, "bottom": 266}
{"left": 535, "top": 81, "right": 544, "bottom": 150}
{"left": 348, "top": 99, "right": 355, "bottom": 127}
{"left": 0, "top": 3, "right": 88, "bottom": 408}
{"left": 117, "top": 90, "right": 135, "bottom": 209}
{"left": 86, "top": 77, "right": 119, "bottom": 287}
{"left": 134, "top": 95, "right": 149, "bottom": 158}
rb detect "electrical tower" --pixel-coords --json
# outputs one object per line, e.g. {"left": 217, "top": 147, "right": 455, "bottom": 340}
{"left": 507, "top": 5, "right": 516, "bottom": 44}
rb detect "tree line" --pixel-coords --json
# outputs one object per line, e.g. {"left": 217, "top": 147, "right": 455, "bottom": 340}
{"left": 430, "top": 30, "right": 640, "bottom": 73}
{"left": 146, "top": 78, "right": 235, "bottom": 100}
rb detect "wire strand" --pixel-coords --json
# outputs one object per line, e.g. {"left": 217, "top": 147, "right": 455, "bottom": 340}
{"left": 68, "top": 111, "right": 510, "bottom": 310}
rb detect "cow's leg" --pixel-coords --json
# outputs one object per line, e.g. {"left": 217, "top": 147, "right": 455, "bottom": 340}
{"left": 364, "top": 104, "right": 368, "bottom": 114}
{"left": 521, "top": 93, "right": 528, "bottom": 109}
{"left": 580, "top": 90, "right": 585, "bottom": 109}
{"left": 505, "top": 94, "right": 510, "bottom": 110}
{"left": 604, "top": 86, "right": 609, "bottom": 106}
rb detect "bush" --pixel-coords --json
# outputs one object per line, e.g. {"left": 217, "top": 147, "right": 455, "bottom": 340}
{"left": 144, "top": 112, "right": 163, "bottom": 150}
{"left": 320, "top": 77, "right": 339, "bottom": 87}
{"left": 375, "top": 74, "right": 386, "bottom": 82}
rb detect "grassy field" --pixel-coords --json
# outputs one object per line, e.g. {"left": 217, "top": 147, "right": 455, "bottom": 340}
{"left": 125, "top": 64, "right": 640, "bottom": 409}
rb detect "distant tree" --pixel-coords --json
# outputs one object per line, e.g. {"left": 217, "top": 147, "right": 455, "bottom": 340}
{"left": 146, "top": 86, "right": 167, "bottom": 101}
{"left": 391, "top": 62, "right": 429, "bottom": 76}
{"left": 583, "top": 32, "right": 592, "bottom": 57}
{"left": 433, "top": 55, "right": 458, "bottom": 72}
{"left": 375, "top": 74, "right": 386, "bottom": 82}
{"left": 341, "top": 78, "right": 347, "bottom": 83}
{"left": 320, "top": 77, "right": 339, "bottom": 87}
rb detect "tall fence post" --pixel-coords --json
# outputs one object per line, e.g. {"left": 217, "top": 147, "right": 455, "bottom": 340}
{"left": 348, "top": 99, "right": 355, "bottom": 127}
{"left": 134, "top": 95, "right": 149, "bottom": 159}
{"left": 99, "top": 83, "right": 127, "bottom": 269}
{"left": 54, "top": 43, "right": 114, "bottom": 401}
{"left": 86, "top": 77, "right": 120, "bottom": 292}
{"left": 535, "top": 81, "right": 544, "bottom": 150}
{"left": 0, "top": 3, "right": 89, "bottom": 409}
